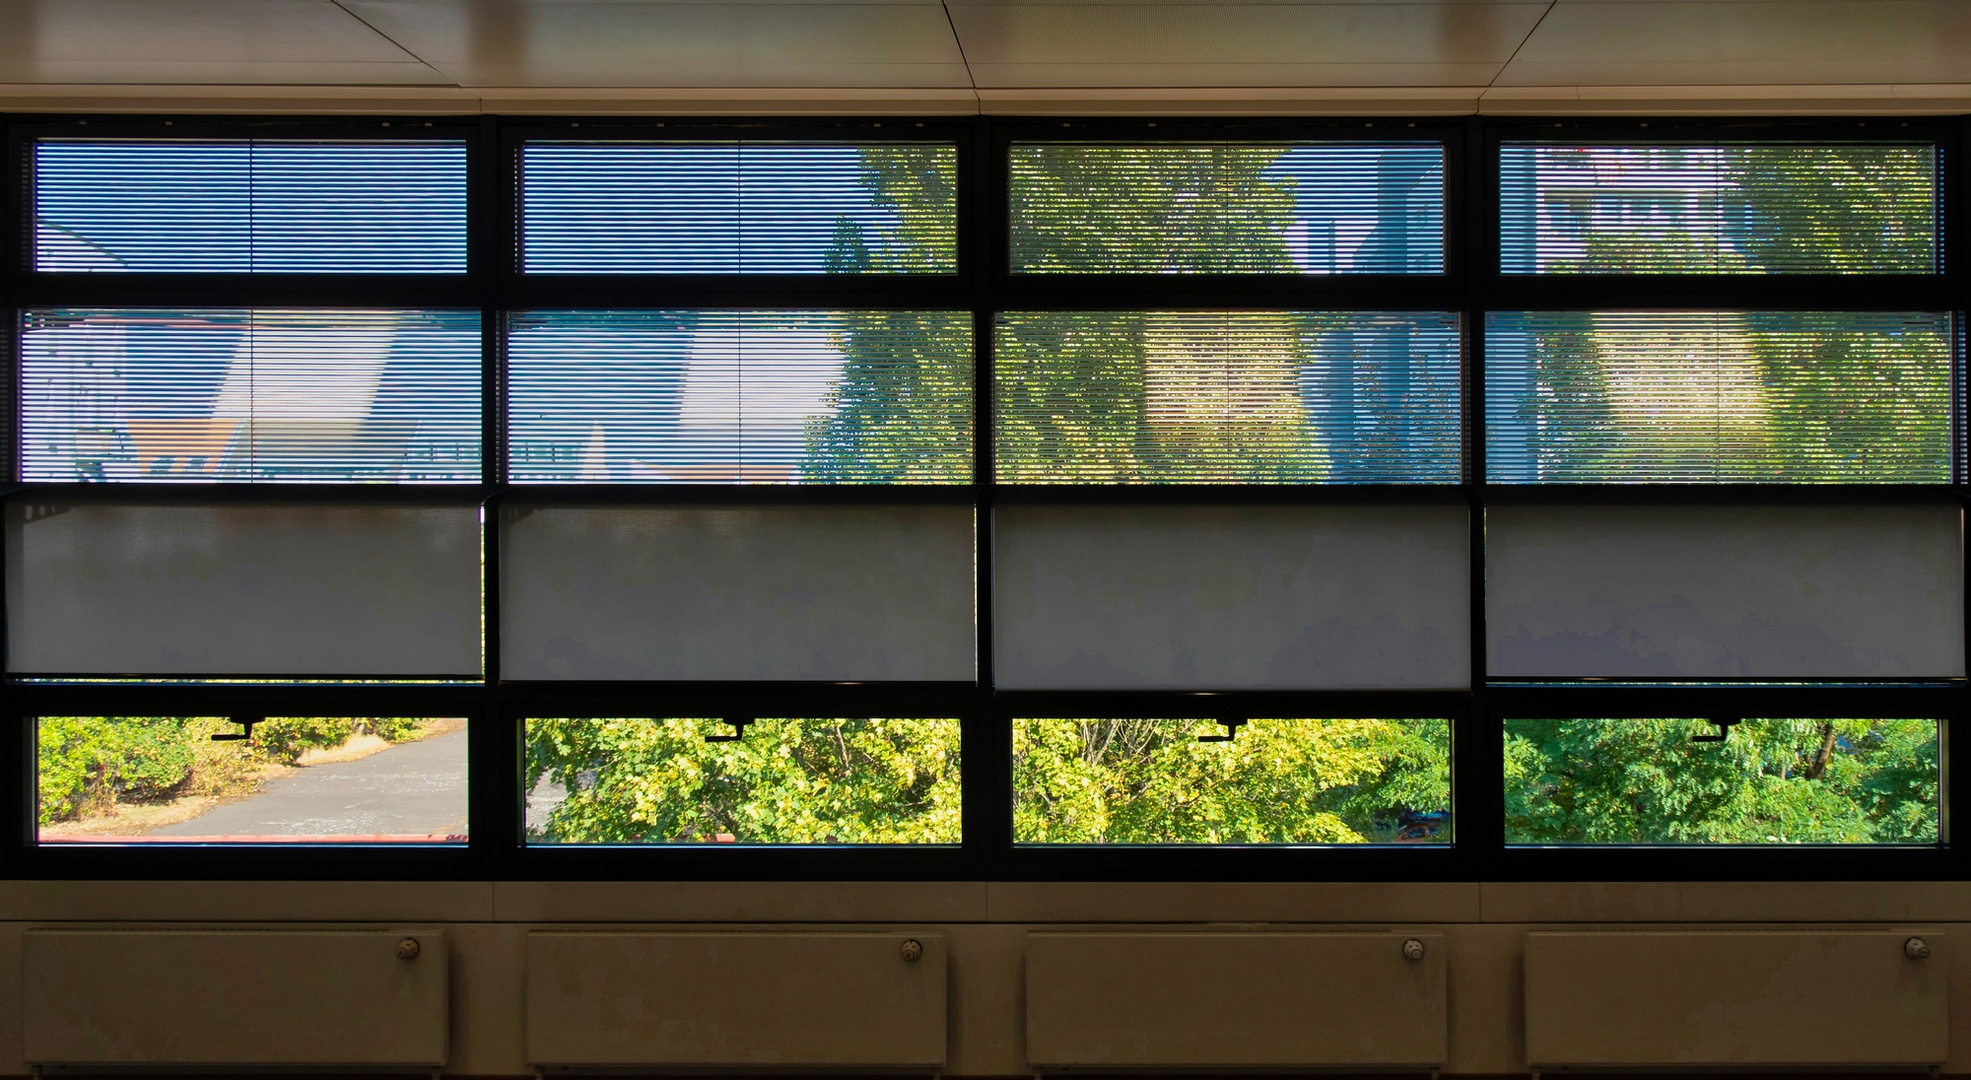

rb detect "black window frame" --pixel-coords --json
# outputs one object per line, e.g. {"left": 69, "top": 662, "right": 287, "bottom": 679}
{"left": 0, "top": 113, "right": 1962, "bottom": 882}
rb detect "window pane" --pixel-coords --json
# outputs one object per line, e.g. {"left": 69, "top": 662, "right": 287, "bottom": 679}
{"left": 995, "top": 311, "right": 1460, "bottom": 483}
{"left": 21, "top": 308, "right": 483, "bottom": 483}
{"left": 994, "top": 505, "right": 1469, "bottom": 690}
{"left": 522, "top": 142, "right": 956, "bottom": 274}
{"left": 1010, "top": 143, "right": 1444, "bottom": 274}
{"left": 1486, "top": 504, "right": 1963, "bottom": 680}
{"left": 500, "top": 505, "right": 974, "bottom": 681}
{"left": 523, "top": 717, "right": 961, "bottom": 845}
{"left": 1500, "top": 143, "right": 1937, "bottom": 275}
{"left": 507, "top": 310, "right": 970, "bottom": 483}
{"left": 1505, "top": 718, "right": 1939, "bottom": 845}
{"left": 7, "top": 502, "right": 484, "bottom": 677}
{"left": 1013, "top": 718, "right": 1449, "bottom": 844}
{"left": 35, "top": 140, "right": 467, "bottom": 273}
{"left": 38, "top": 717, "right": 468, "bottom": 844}
{"left": 1485, "top": 311, "right": 1956, "bottom": 483}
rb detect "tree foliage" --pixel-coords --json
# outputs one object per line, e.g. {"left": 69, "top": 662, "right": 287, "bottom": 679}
{"left": 524, "top": 718, "right": 961, "bottom": 844}
{"left": 1009, "top": 145, "right": 1299, "bottom": 273}
{"left": 1538, "top": 145, "right": 1936, "bottom": 275}
{"left": 1013, "top": 719, "right": 1449, "bottom": 844}
{"left": 1510, "top": 312, "right": 1951, "bottom": 482}
{"left": 803, "top": 147, "right": 972, "bottom": 482}
{"left": 1505, "top": 718, "right": 1938, "bottom": 844}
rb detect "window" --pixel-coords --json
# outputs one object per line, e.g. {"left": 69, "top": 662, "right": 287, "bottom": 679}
{"left": 523, "top": 717, "right": 961, "bottom": 845}
{"left": 1485, "top": 310, "right": 1959, "bottom": 484}
{"left": 1013, "top": 718, "right": 1450, "bottom": 845}
{"left": 22, "top": 308, "right": 482, "bottom": 483}
{"left": 521, "top": 142, "right": 957, "bottom": 274}
{"left": 10, "top": 125, "right": 484, "bottom": 856}
{"left": 1498, "top": 142, "right": 1937, "bottom": 274}
{"left": 3, "top": 117, "right": 1959, "bottom": 876}
{"left": 1484, "top": 127, "right": 1957, "bottom": 860}
{"left": 994, "top": 311, "right": 1460, "bottom": 483}
{"left": 34, "top": 140, "right": 467, "bottom": 273}
{"left": 1010, "top": 143, "right": 1444, "bottom": 274}
{"left": 506, "top": 309, "right": 971, "bottom": 483}
{"left": 37, "top": 716, "right": 469, "bottom": 845}
{"left": 1504, "top": 717, "right": 1940, "bottom": 846}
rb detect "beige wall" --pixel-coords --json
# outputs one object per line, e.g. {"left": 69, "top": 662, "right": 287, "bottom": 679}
{"left": 3, "top": 880, "right": 1967, "bottom": 1077}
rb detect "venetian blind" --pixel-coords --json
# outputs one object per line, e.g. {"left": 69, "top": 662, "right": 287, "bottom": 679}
{"left": 1484, "top": 310, "right": 1959, "bottom": 484}
{"left": 1010, "top": 142, "right": 1445, "bottom": 274}
{"left": 994, "top": 311, "right": 1461, "bottom": 483}
{"left": 506, "top": 310, "right": 972, "bottom": 483}
{"left": 34, "top": 140, "right": 468, "bottom": 273}
{"left": 19, "top": 308, "right": 483, "bottom": 483}
{"left": 1498, "top": 142, "right": 1938, "bottom": 274}
{"left": 521, "top": 142, "right": 958, "bottom": 274}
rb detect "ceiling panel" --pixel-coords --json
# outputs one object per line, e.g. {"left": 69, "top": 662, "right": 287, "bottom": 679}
{"left": 1501, "top": 0, "right": 1971, "bottom": 86}
{"left": 0, "top": 0, "right": 448, "bottom": 84}
{"left": 948, "top": 2, "right": 1550, "bottom": 88}
{"left": 342, "top": 0, "right": 971, "bottom": 87}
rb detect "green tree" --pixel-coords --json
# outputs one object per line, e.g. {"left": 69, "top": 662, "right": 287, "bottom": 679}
{"left": 1509, "top": 144, "right": 1948, "bottom": 482}
{"left": 804, "top": 147, "right": 970, "bottom": 482}
{"left": 1506, "top": 311, "right": 1952, "bottom": 482}
{"left": 993, "top": 146, "right": 1327, "bottom": 482}
{"left": 1009, "top": 145, "right": 1298, "bottom": 273}
{"left": 1536, "top": 145, "right": 1934, "bottom": 275}
{"left": 1013, "top": 718, "right": 1449, "bottom": 844}
{"left": 524, "top": 718, "right": 961, "bottom": 844}
{"left": 1505, "top": 718, "right": 1938, "bottom": 845}
{"left": 802, "top": 309, "right": 972, "bottom": 482}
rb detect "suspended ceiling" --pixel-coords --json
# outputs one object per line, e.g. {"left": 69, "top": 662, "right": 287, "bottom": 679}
{"left": 0, "top": 0, "right": 1966, "bottom": 115}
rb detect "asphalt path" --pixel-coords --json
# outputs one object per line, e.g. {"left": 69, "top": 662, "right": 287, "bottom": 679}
{"left": 147, "top": 729, "right": 469, "bottom": 839}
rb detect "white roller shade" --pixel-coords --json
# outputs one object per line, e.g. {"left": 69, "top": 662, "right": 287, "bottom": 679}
{"left": 5, "top": 502, "right": 482, "bottom": 676}
{"left": 993, "top": 504, "right": 1470, "bottom": 689}
{"left": 500, "top": 505, "right": 975, "bottom": 680}
{"left": 1486, "top": 504, "right": 1964, "bottom": 679}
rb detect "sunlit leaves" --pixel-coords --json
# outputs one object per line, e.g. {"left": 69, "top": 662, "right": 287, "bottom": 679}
{"left": 1013, "top": 718, "right": 1450, "bottom": 845}
{"left": 525, "top": 718, "right": 961, "bottom": 845}
{"left": 1504, "top": 718, "right": 1939, "bottom": 844}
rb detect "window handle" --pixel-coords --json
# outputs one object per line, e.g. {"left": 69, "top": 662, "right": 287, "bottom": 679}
{"left": 1692, "top": 718, "right": 1741, "bottom": 743}
{"left": 211, "top": 716, "right": 265, "bottom": 743}
{"left": 1198, "top": 719, "right": 1245, "bottom": 743}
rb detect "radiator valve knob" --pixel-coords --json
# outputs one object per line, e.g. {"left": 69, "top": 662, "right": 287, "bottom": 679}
{"left": 397, "top": 937, "right": 422, "bottom": 961}
{"left": 900, "top": 938, "right": 924, "bottom": 962}
{"left": 1906, "top": 937, "right": 1931, "bottom": 960}
{"left": 1403, "top": 938, "right": 1426, "bottom": 961}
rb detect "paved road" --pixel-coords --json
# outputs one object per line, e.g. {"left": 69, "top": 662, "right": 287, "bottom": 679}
{"left": 148, "top": 730, "right": 469, "bottom": 839}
